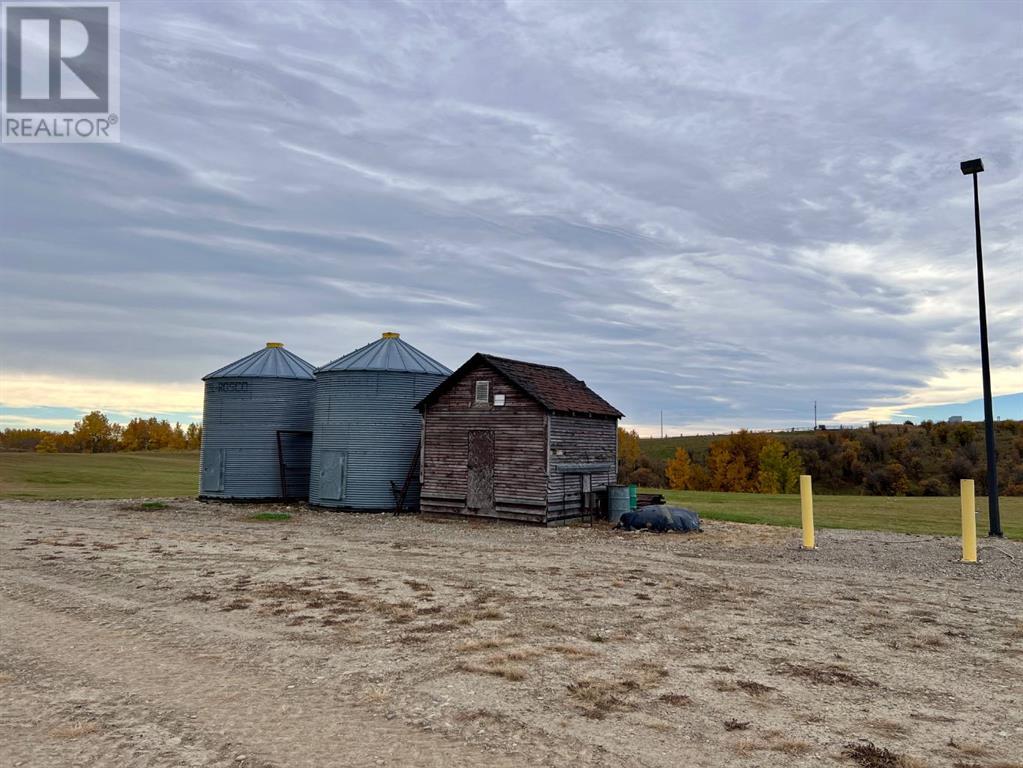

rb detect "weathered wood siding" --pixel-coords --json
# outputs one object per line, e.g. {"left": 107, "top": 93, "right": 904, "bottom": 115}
{"left": 547, "top": 414, "right": 618, "bottom": 521}
{"left": 420, "top": 359, "right": 548, "bottom": 524}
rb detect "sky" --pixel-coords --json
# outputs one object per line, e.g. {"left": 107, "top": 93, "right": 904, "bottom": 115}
{"left": 1, "top": 0, "right": 1021, "bottom": 437}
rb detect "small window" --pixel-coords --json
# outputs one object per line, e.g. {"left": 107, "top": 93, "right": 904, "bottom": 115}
{"left": 474, "top": 380, "right": 490, "bottom": 404}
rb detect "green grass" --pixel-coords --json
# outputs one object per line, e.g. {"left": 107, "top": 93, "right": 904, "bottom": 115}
{"left": 0, "top": 450, "right": 199, "bottom": 500}
{"left": 2, "top": 451, "right": 1018, "bottom": 540}
{"left": 247, "top": 512, "right": 291, "bottom": 522}
{"left": 648, "top": 487, "right": 1023, "bottom": 540}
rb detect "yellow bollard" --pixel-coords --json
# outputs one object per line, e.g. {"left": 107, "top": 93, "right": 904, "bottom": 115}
{"left": 961, "top": 479, "right": 977, "bottom": 563}
{"left": 799, "top": 474, "right": 815, "bottom": 550}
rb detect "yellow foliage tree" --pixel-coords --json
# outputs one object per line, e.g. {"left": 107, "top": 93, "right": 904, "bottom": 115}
{"left": 757, "top": 439, "right": 803, "bottom": 494}
{"left": 72, "top": 411, "right": 118, "bottom": 453}
{"left": 34, "top": 433, "right": 59, "bottom": 453}
{"left": 185, "top": 423, "right": 203, "bottom": 450}
{"left": 617, "top": 427, "right": 641, "bottom": 482}
{"left": 665, "top": 447, "right": 693, "bottom": 490}
{"left": 706, "top": 430, "right": 772, "bottom": 492}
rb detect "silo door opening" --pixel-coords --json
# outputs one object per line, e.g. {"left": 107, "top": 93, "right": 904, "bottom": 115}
{"left": 466, "top": 429, "right": 495, "bottom": 514}
{"left": 200, "top": 449, "right": 224, "bottom": 493}
{"left": 320, "top": 451, "right": 347, "bottom": 501}
{"left": 276, "top": 430, "right": 313, "bottom": 500}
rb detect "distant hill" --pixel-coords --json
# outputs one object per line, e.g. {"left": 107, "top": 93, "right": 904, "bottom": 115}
{"left": 631, "top": 420, "right": 1022, "bottom": 496}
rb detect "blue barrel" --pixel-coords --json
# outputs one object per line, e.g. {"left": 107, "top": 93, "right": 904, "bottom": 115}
{"left": 608, "top": 484, "right": 630, "bottom": 525}
{"left": 628, "top": 484, "right": 638, "bottom": 510}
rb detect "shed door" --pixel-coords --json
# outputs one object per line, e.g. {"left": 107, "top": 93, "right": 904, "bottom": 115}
{"left": 466, "top": 430, "right": 495, "bottom": 514}
{"left": 201, "top": 449, "right": 224, "bottom": 492}
{"left": 319, "top": 451, "right": 347, "bottom": 501}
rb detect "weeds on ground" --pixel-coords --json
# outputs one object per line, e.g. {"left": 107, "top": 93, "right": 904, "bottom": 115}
{"left": 864, "top": 719, "right": 910, "bottom": 738}
{"left": 657, "top": 693, "right": 691, "bottom": 706}
{"left": 457, "top": 659, "right": 527, "bottom": 681}
{"left": 842, "top": 741, "right": 926, "bottom": 768}
{"left": 182, "top": 591, "right": 216, "bottom": 602}
{"left": 49, "top": 722, "right": 100, "bottom": 739}
{"left": 772, "top": 740, "right": 814, "bottom": 755}
{"left": 247, "top": 512, "right": 291, "bottom": 522}
{"left": 735, "top": 680, "right": 774, "bottom": 696}
{"left": 775, "top": 661, "right": 877, "bottom": 687}
{"left": 566, "top": 678, "right": 631, "bottom": 719}
{"left": 947, "top": 741, "right": 991, "bottom": 758}
{"left": 457, "top": 637, "right": 511, "bottom": 652}
{"left": 546, "top": 643, "right": 600, "bottom": 657}
{"left": 1007, "top": 621, "right": 1023, "bottom": 641}
{"left": 409, "top": 621, "right": 460, "bottom": 633}
{"left": 474, "top": 607, "right": 507, "bottom": 620}
{"left": 120, "top": 501, "right": 168, "bottom": 511}
{"left": 733, "top": 738, "right": 813, "bottom": 757}
{"left": 910, "top": 634, "right": 948, "bottom": 650}
{"left": 491, "top": 648, "right": 543, "bottom": 662}
{"left": 454, "top": 708, "right": 508, "bottom": 724}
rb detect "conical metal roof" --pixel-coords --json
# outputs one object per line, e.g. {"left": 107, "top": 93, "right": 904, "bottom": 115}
{"left": 317, "top": 333, "right": 452, "bottom": 375}
{"left": 204, "top": 343, "right": 316, "bottom": 380}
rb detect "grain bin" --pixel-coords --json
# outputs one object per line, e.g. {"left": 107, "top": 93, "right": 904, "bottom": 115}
{"left": 309, "top": 332, "right": 451, "bottom": 510}
{"left": 199, "top": 342, "right": 316, "bottom": 501}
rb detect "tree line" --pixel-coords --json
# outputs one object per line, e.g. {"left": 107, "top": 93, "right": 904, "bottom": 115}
{"left": 619, "top": 428, "right": 803, "bottom": 494}
{"left": 1, "top": 411, "right": 202, "bottom": 453}
{"left": 618, "top": 419, "right": 1023, "bottom": 496}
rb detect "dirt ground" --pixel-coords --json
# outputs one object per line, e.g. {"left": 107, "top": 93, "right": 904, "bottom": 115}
{"left": 1, "top": 499, "right": 1021, "bottom": 768}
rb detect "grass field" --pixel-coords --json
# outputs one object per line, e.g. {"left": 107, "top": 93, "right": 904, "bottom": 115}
{"left": 0, "top": 450, "right": 199, "bottom": 500}
{"left": 649, "top": 487, "right": 1023, "bottom": 540}
{"left": 1, "top": 451, "right": 1019, "bottom": 539}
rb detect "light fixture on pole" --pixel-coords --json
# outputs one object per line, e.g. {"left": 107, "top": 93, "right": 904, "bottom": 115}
{"left": 960, "top": 157, "right": 1001, "bottom": 537}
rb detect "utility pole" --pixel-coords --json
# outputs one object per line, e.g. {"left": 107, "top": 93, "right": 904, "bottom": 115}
{"left": 961, "top": 158, "right": 1002, "bottom": 537}
{"left": 814, "top": 401, "right": 817, "bottom": 431}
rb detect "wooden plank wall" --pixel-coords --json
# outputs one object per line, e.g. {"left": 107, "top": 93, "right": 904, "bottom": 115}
{"left": 420, "top": 359, "right": 548, "bottom": 524}
{"left": 547, "top": 415, "right": 618, "bottom": 519}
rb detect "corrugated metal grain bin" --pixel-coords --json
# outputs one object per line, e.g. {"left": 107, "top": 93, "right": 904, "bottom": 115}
{"left": 309, "top": 332, "right": 451, "bottom": 510}
{"left": 199, "top": 342, "right": 316, "bottom": 501}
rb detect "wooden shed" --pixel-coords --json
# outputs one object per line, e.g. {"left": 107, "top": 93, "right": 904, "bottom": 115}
{"left": 416, "top": 353, "right": 623, "bottom": 525}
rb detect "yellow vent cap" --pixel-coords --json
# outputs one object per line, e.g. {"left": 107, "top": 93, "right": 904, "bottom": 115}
{"left": 266, "top": 342, "right": 284, "bottom": 348}
{"left": 382, "top": 332, "right": 400, "bottom": 339}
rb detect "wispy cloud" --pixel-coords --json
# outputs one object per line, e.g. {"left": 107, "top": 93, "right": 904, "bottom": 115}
{"left": 1, "top": 0, "right": 1020, "bottom": 431}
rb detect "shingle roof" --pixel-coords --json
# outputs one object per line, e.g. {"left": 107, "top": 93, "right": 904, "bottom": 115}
{"left": 316, "top": 333, "right": 452, "bottom": 375}
{"left": 417, "top": 353, "right": 623, "bottom": 418}
{"left": 203, "top": 343, "right": 316, "bottom": 380}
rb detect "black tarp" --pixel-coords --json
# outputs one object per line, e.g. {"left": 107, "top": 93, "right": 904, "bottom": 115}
{"left": 615, "top": 505, "right": 701, "bottom": 533}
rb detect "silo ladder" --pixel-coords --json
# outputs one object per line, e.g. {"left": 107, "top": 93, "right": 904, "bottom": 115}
{"left": 391, "top": 444, "right": 421, "bottom": 516}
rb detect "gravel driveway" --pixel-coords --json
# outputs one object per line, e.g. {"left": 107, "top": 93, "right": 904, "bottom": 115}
{"left": 1, "top": 498, "right": 1020, "bottom": 767}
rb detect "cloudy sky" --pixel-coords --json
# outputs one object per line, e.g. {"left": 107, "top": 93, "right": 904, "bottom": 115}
{"left": 2, "top": 0, "right": 1021, "bottom": 436}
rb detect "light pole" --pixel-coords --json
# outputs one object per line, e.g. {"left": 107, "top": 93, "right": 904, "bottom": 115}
{"left": 960, "top": 157, "right": 1001, "bottom": 537}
